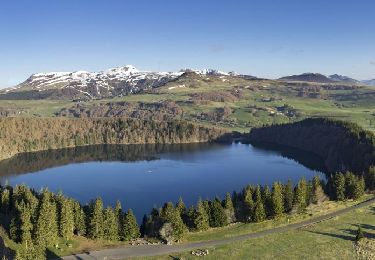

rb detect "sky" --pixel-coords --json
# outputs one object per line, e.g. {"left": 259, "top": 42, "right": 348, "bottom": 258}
{"left": 0, "top": 0, "right": 375, "bottom": 87}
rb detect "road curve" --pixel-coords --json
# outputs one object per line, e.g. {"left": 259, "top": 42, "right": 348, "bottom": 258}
{"left": 61, "top": 197, "right": 375, "bottom": 260}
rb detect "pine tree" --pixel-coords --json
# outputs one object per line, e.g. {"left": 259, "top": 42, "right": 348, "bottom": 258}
{"left": 271, "top": 182, "right": 284, "bottom": 218}
{"left": 365, "top": 166, "right": 375, "bottom": 191}
{"left": 194, "top": 199, "right": 209, "bottom": 231}
{"left": 121, "top": 209, "right": 140, "bottom": 241}
{"left": 353, "top": 176, "right": 365, "bottom": 200}
{"left": 294, "top": 178, "right": 308, "bottom": 212}
{"left": 103, "top": 207, "right": 118, "bottom": 241}
{"left": 15, "top": 242, "right": 46, "bottom": 260}
{"left": 284, "top": 180, "right": 294, "bottom": 213}
{"left": 114, "top": 200, "right": 123, "bottom": 239}
{"left": 223, "top": 192, "right": 235, "bottom": 223}
{"left": 176, "top": 197, "right": 186, "bottom": 217}
{"left": 345, "top": 171, "right": 357, "bottom": 199}
{"left": 253, "top": 200, "right": 266, "bottom": 222}
{"left": 208, "top": 198, "right": 228, "bottom": 227}
{"left": 334, "top": 173, "right": 346, "bottom": 201}
{"left": 34, "top": 191, "right": 58, "bottom": 247}
{"left": 72, "top": 201, "right": 86, "bottom": 236}
{"left": 58, "top": 198, "right": 74, "bottom": 240}
{"left": 311, "top": 176, "right": 325, "bottom": 204}
{"left": 243, "top": 186, "right": 254, "bottom": 222}
{"left": 0, "top": 187, "right": 10, "bottom": 214}
{"left": 160, "top": 202, "right": 187, "bottom": 241}
{"left": 88, "top": 197, "right": 104, "bottom": 240}
{"left": 262, "top": 185, "right": 272, "bottom": 217}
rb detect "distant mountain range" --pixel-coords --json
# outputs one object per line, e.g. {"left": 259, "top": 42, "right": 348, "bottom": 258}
{"left": 362, "top": 79, "right": 375, "bottom": 86}
{"left": 0, "top": 66, "right": 373, "bottom": 100}
{"left": 0, "top": 65, "right": 235, "bottom": 100}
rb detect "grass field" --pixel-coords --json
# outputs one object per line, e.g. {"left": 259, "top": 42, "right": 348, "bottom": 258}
{"left": 141, "top": 199, "right": 375, "bottom": 260}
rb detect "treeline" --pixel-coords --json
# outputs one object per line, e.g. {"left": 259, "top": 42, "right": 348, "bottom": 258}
{"left": 248, "top": 118, "right": 375, "bottom": 174}
{"left": 2, "top": 170, "right": 372, "bottom": 259}
{"left": 0, "top": 185, "right": 140, "bottom": 259}
{"left": 0, "top": 117, "right": 226, "bottom": 161}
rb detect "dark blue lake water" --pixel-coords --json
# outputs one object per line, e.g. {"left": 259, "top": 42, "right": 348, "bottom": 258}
{"left": 0, "top": 143, "right": 324, "bottom": 221}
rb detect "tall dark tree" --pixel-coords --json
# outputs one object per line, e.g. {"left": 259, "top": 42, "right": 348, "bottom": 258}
{"left": 58, "top": 197, "right": 74, "bottom": 240}
{"left": 311, "top": 176, "right": 325, "bottom": 204}
{"left": 223, "top": 192, "right": 235, "bottom": 223}
{"left": 294, "top": 178, "right": 308, "bottom": 212}
{"left": 208, "top": 198, "right": 228, "bottom": 227}
{"left": 88, "top": 197, "right": 104, "bottom": 240}
{"left": 243, "top": 186, "right": 254, "bottom": 222}
{"left": 121, "top": 209, "right": 140, "bottom": 241}
{"left": 114, "top": 200, "right": 123, "bottom": 239}
{"left": 72, "top": 201, "right": 86, "bottom": 236}
{"left": 283, "top": 180, "right": 294, "bottom": 213}
{"left": 262, "top": 185, "right": 272, "bottom": 217}
{"left": 34, "top": 191, "right": 58, "bottom": 247}
{"left": 194, "top": 199, "right": 209, "bottom": 231}
{"left": 365, "top": 166, "right": 375, "bottom": 191}
{"left": 176, "top": 197, "right": 186, "bottom": 217}
{"left": 160, "top": 202, "right": 187, "bottom": 241}
{"left": 271, "top": 182, "right": 284, "bottom": 217}
{"left": 334, "top": 172, "right": 346, "bottom": 201}
{"left": 103, "top": 206, "right": 119, "bottom": 241}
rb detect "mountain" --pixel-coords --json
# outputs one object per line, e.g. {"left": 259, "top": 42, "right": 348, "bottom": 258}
{"left": 0, "top": 66, "right": 236, "bottom": 100}
{"left": 279, "top": 73, "right": 334, "bottom": 83}
{"left": 328, "top": 74, "right": 359, "bottom": 84}
{"left": 361, "top": 79, "right": 375, "bottom": 86}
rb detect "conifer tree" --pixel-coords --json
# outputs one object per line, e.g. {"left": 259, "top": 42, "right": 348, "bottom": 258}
{"left": 72, "top": 201, "right": 86, "bottom": 236}
{"left": 365, "top": 166, "right": 375, "bottom": 191}
{"left": 114, "top": 200, "right": 123, "bottom": 238}
{"left": 271, "top": 182, "right": 284, "bottom": 218}
{"left": 194, "top": 199, "right": 209, "bottom": 231}
{"left": 353, "top": 176, "right": 365, "bottom": 200}
{"left": 121, "top": 209, "right": 140, "bottom": 241}
{"left": 356, "top": 226, "right": 364, "bottom": 241}
{"left": 160, "top": 202, "right": 187, "bottom": 241}
{"left": 334, "top": 172, "right": 346, "bottom": 201}
{"left": 243, "top": 186, "right": 254, "bottom": 222}
{"left": 58, "top": 198, "right": 74, "bottom": 240}
{"left": 176, "top": 197, "right": 186, "bottom": 217}
{"left": 294, "top": 178, "right": 308, "bottom": 212}
{"left": 0, "top": 187, "right": 10, "bottom": 214}
{"left": 34, "top": 191, "right": 58, "bottom": 247}
{"left": 88, "top": 197, "right": 104, "bottom": 240}
{"left": 223, "top": 192, "right": 235, "bottom": 223}
{"left": 284, "top": 180, "right": 294, "bottom": 213}
{"left": 262, "top": 185, "right": 272, "bottom": 217}
{"left": 18, "top": 201, "right": 33, "bottom": 247}
{"left": 208, "top": 198, "right": 228, "bottom": 227}
{"left": 311, "top": 176, "right": 325, "bottom": 204}
{"left": 253, "top": 200, "right": 266, "bottom": 222}
{"left": 103, "top": 206, "right": 119, "bottom": 241}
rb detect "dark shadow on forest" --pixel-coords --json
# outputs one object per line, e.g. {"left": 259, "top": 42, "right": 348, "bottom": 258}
{"left": 250, "top": 141, "right": 327, "bottom": 174}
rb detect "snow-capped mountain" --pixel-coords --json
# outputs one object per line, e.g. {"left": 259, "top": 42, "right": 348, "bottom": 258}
{"left": 1, "top": 65, "right": 236, "bottom": 100}
{"left": 2, "top": 65, "right": 184, "bottom": 99}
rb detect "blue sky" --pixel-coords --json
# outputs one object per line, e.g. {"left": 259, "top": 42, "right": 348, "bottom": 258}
{"left": 0, "top": 0, "right": 374, "bottom": 87}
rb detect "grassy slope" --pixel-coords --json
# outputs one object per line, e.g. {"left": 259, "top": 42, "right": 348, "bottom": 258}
{"left": 1, "top": 78, "right": 374, "bottom": 133}
{"left": 142, "top": 199, "right": 375, "bottom": 260}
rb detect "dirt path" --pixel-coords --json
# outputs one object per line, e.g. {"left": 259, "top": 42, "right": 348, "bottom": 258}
{"left": 60, "top": 198, "right": 375, "bottom": 260}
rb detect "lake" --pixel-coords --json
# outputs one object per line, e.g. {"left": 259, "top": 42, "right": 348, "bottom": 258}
{"left": 0, "top": 143, "right": 325, "bottom": 221}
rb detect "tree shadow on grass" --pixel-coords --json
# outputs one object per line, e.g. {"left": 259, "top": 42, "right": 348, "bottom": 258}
{"left": 307, "top": 230, "right": 354, "bottom": 241}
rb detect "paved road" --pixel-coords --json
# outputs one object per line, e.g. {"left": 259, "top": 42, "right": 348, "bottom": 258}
{"left": 61, "top": 197, "right": 375, "bottom": 260}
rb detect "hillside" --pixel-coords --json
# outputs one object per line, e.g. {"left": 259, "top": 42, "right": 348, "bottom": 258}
{"left": 0, "top": 117, "right": 226, "bottom": 161}
{"left": 248, "top": 118, "right": 375, "bottom": 174}
{"left": 279, "top": 73, "right": 335, "bottom": 83}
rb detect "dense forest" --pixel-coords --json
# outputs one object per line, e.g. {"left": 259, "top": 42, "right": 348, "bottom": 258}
{"left": 1, "top": 170, "right": 373, "bottom": 259}
{"left": 0, "top": 117, "right": 226, "bottom": 161}
{"left": 248, "top": 118, "right": 375, "bottom": 175}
